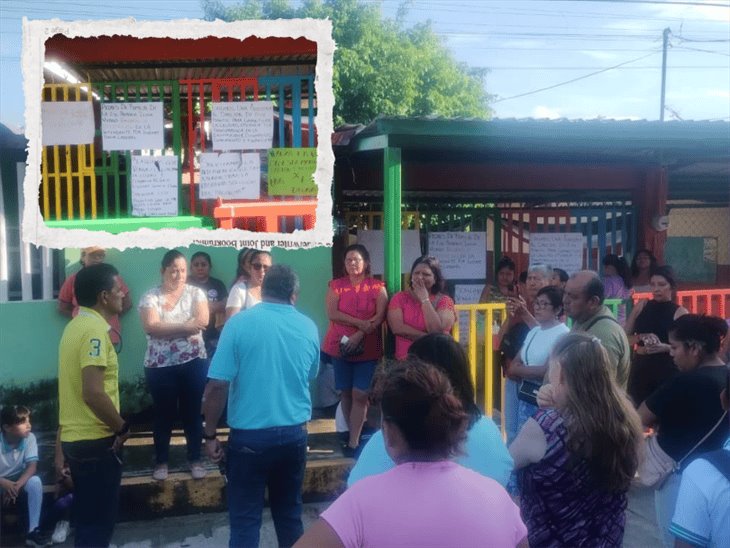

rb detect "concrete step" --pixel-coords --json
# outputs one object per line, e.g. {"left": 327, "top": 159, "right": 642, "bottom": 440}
{"left": 1, "top": 419, "right": 354, "bottom": 542}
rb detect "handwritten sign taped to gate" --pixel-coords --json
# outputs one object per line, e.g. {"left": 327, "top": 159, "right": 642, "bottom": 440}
{"left": 41, "top": 101, "right": 95, "bottom": 146}
{"left": 428, "top": 232, "right": 487, "bottom": 279}
{"left": 454, "top": 284, "right": 485, "bottom": 344}
{"left": 101, "top": 102, "right": 164, "bottom": 151}
{"left": 131, "top": 155, "right": 178, "bottom": 217}
{"left": 211, "top": 101, "right": 274, "bottom": 151}
{"left": 529, "top": 232, "right": 584, "bottom": 275}
{"left": 267, "top": 148, "right": 317, "bottom": 196}
{"left": 199, "top": 152, "right": 261, "bottom": 200}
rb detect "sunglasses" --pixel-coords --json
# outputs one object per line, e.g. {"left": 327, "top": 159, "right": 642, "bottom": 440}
{"left": 252, "top": 263, "right": 270, "bottom": 271}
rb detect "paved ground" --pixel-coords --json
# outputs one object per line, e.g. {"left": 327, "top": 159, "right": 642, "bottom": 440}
{"left": 99, "top": 484, "right": 661, "bottom": 548}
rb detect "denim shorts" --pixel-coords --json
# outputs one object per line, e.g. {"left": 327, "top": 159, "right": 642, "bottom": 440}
{"left": 332, "top": 358, "right": 378, "bottom": 392}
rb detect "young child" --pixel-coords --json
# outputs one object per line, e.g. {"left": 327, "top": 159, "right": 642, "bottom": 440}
{"left": 0, "top": 405, "right": 48, "bottom": 546}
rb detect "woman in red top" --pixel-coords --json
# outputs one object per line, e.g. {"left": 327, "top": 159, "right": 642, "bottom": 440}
{"left": 387, "top": 255, "right": 457, "bottom": 360}
{"left": 322, "top": 244, "right": 388, "bottom": 455}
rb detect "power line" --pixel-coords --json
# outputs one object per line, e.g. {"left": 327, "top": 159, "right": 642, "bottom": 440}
{"left": 493, "top": 50, "right": 661, "bottom": 103}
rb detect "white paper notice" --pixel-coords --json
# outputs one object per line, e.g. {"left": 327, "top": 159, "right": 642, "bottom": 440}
{"left": 357, "top": 230, "right": 422, "bottom": 275}
{"left": 199, "top": 152, "right": 261, "bottom": 200}
{"left": 131, "top": 155, "right": 178, "bottom": 217}
{"left": 428, "top": 232, "right": 487, "bottom": 279}
{"left": 529, "top": 232, "right": 585, "bottom": 274}
{"left": 101, "top": 102, "right": 164, "bottom": 151}
{"left": 211, "top": 101, "right": 274, "bottom": 151}
{"left": 41, "top": 101, "right": 95, "bottom": 146}
{"left": 454, "top": 284, "right": 485, "bottom": 342}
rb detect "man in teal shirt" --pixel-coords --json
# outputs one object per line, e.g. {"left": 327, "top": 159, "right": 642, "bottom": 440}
{"left": 203, "top": 264, "right": 319, "bottom": 548}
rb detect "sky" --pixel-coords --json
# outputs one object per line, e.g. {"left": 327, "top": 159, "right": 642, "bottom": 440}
{"left": 1, "top": 0, "right": 729, "bottom": 131}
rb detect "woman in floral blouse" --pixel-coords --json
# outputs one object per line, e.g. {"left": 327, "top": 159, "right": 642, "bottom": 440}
{"left": 139, "top": 250, "right": 209, "bottom": 481}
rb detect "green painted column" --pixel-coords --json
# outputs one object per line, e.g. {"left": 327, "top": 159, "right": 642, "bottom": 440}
{"left": 383, "top": 147, "right": 402, "bottom": 295}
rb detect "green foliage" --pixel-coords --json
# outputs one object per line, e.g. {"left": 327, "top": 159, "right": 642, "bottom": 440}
{"left": 201, "top": 0, "right": 493, "bottom": 125}
{"left": 0, "top": 377, "right": 152, "bottom": 433}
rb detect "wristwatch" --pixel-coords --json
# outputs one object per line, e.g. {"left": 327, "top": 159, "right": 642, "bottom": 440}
{"left": 203, "top": 432, "right": 217, "bottom": 441}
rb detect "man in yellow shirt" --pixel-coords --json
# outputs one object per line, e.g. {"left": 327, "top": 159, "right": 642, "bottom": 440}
{"left": 58, "top": 263, "right": 129, "bottom": 547}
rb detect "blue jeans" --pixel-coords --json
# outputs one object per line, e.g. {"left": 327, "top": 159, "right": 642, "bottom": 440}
{"left": 62, "top": 436, "right": 122, "bottom": 547}
{"left": 226, "top": 424, "right": 308, "bottom": 548}
{"left": 145, "top": 357, "right": 208, "bottom": 463}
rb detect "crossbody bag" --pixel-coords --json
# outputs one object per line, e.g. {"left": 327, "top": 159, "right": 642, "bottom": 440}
{"left": 639, "top": 410, "right": 728, "bottom": 489}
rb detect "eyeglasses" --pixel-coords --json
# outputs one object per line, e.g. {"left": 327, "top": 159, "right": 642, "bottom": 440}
{"left": 252, "top": 263, "right": 270, "bottom": 271}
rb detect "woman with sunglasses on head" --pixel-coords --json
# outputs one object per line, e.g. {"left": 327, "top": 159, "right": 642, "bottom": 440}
{"left": 139, "top": 250, "right": 209, "bottom": 481}
{"left": 296, "top": 359, "right": 527, "bottom": 548}
{"left": 322, "top": 244, "right": 388, "bottom": 457}
{"left": 638, "top": 314, "right": 729, "bottom": 547}
{"left": 225, "top": 250, "right": 273, "bottom": 320}
{"left": 387, "top": 256, "right": 457, "bottom": 360}
{"left": 348, "top": 332, "right": 513, "bottom": 488}
{"left": 511, "top": 333, "right": 643, "bottom": 548}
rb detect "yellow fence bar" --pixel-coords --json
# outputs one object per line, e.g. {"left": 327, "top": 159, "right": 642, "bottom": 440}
{"left": 452, "top": 303, "right": 507, "bottom": 434}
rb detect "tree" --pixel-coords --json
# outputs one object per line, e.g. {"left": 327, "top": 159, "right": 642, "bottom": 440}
{"left": 202, "top": 0, "right": 493, "bottom": 126}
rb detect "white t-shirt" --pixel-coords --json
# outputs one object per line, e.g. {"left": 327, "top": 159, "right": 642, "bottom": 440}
{"left": 226, "top": 282, "right": 261, "bottom": 312}
{"left": 519, "top": 323, "right": 569, "bottom": 367}
{"left": 670, "top": 438, "right": 730, "bottom": 548}
{"left": 0, "top": 432, "right": 38, "bottom": 481}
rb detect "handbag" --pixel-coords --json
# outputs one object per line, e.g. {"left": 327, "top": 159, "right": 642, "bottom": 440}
{"left": 339, "top": 336, "right": 365, "bottom": 359}
{"left": 639, "top": 411, "right": 728, "bottom": 488}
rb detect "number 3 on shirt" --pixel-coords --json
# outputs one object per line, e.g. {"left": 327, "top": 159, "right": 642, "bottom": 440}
{"left": 89, "top": 338, "right": 101, "bottom": 357}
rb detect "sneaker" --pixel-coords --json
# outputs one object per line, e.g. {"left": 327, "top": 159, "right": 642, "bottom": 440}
{"left": 25, "top": 528, "right": 50, "bottom": 547}
{"left": 51, "top": 520, "right": 70, "bottom": 544}
{"left": 152, "top": 463, "right": 168, "bottom": 481}
{"left": 190, "top": 462, "right": 207, "bottom": 480}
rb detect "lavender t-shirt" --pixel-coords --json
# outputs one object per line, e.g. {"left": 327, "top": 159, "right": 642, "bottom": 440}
{"left": 322, "top": 461, "right": 526, "bottom": 548}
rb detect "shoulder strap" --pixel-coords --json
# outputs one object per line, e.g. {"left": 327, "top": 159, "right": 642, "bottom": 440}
{"left": 679, "top": 411, "right": 729, "bottom": 466}
{"left": 523, "top": 328, "right": 539, "bottom": 365}
{"left": 700, "top": 449, "right": 730, "bottom": 482}
{"left": 583, "top": 314, "right": 620, "bottom": 331}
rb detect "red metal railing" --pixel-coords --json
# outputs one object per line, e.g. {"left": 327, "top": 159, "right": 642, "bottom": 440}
{"left": 633, "top": 289, "right": 730, "bottom": 318}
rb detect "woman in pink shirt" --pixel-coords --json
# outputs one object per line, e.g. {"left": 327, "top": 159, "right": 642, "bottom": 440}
{"left": 295, "top": 359, "right": 527, "bottom": 548}
{"left": 322, "top": 244, "right": 388, "bottom": 455}
{"left": 387, "top": 256, "right": 457, "bottom": 360}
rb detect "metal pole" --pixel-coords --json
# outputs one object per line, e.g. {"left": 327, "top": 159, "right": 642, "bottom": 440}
{"left": 660, "top": 27, "right": 670, "bottom": 122}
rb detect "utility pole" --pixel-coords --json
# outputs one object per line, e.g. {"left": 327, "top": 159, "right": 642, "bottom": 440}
{"left": 660, "top": 28, "right": 671, "bottom": 122}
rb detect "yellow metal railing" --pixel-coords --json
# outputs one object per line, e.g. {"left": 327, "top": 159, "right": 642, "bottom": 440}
{"left": 452, "top": 303, "right": 507, "bottom": 433}
{"left": 42, "top": 83, "right": 97, "bottom": 221}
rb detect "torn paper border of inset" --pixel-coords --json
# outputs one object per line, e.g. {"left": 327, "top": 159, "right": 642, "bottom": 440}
{"left": 22, "top": 17, "right": 334, "bottom": 252}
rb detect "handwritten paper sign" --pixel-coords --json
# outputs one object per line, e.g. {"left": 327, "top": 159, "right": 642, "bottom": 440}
{"left": 267, "top": 148, "right": 317, "bottom": 196}
{"left": 101, "top": 102, "right": 164, "bottom": 151}
{"left": 131, "top": 155, "right": 178, "bottom": 217}
{"left": 529, "top": 232, "right": 585, "bottom": 274}
{"left": 211, "top": 101, "right": 274, "bottom": 151}
{"left": 357, "top": 230, "right": 422, "bottom": 275}
{"left": 454, "top": 284, "right": 485, "bottom": 343}
{"left": 428, "top": 232, "right": 487, "bottom": 279}
{"left": 199, "top": 152, "right": 261, "bottom": 200}
{"left": 41, "top": 101, "right": 95, "bottom": 146}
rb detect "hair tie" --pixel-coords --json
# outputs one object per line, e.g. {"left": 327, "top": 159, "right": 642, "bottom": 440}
{"left": 591, "top": 336, "right": 601, "bottom": 346}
